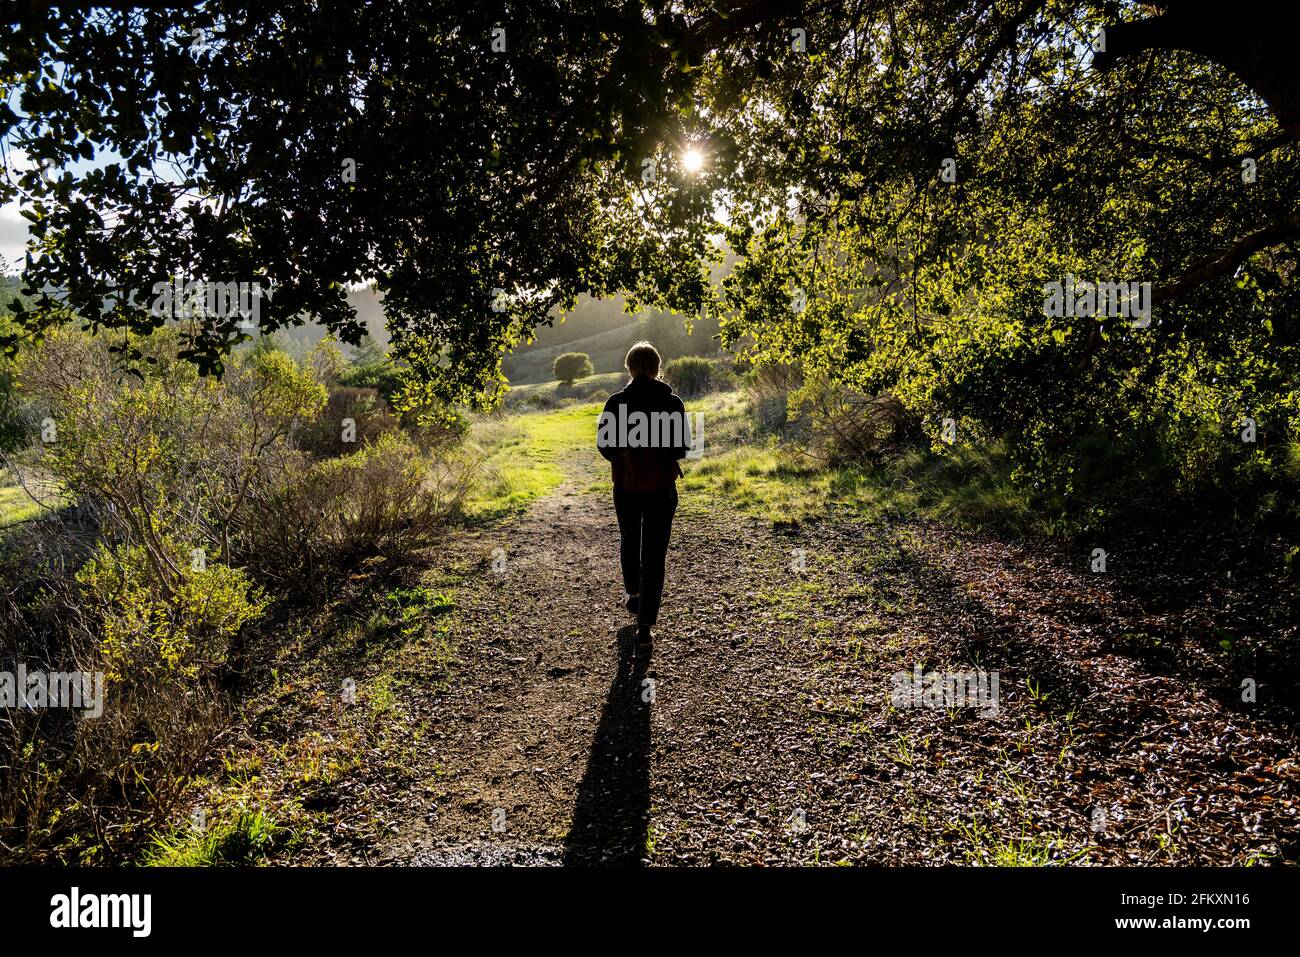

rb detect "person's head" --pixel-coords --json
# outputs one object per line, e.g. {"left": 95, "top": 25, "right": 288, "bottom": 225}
{"left": 624, "top": 340, "right": 661, "bottom": 379}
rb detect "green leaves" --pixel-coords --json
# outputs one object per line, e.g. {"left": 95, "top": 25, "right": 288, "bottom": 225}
{"left": 3, "top": 2, "right": 717, "bottom": 405}
{"left": 4, "top": 0, "right": 1299, "bottom": 523}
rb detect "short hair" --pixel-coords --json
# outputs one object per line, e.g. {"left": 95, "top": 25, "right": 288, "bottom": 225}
{"left": 625, "top": 340, "right": 661, "bottom": 378}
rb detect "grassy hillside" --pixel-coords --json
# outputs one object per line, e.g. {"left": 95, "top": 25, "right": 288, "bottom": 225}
{"left": 502, "top": 371, "right": 626, "bottom": 410}
{"left": 503, "top": 325, "right": 641, "bottom": 385}
{"left": 515, "top": 294, "right": 637, "bottom": 350}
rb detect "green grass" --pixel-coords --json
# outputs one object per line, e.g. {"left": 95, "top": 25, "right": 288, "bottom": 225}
{"left": 757, "top": 578, "right": 827, "bottom": 621}
{"left": 362, "top": 584, "right": 458, "bottom": 680}
{"left": 0, "top": 477, "right": 44, "bottom": 528}
{"left": 680, "top": 432, "right": 1046, "bottom": 533}
{"left": 464, "top": 402, "right": 603, "bottom": 519}
{"left": 502, "top": 371, "right": 627, "bottom": 410}
{"left": 364, "top": 585, "right": 455, "bottom": 648}
{"left": 464, "top": 389, "right": 1048, "bottom": 536}
{"left": 956, "top": 814, "right": 1091, "bottom": 866}
{"left": 143, "top": 806, "right": 286, "bottom": 866}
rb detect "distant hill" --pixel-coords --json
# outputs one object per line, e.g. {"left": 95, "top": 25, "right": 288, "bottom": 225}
{"left": 273, "top": 287, "right": 638, "bottom": 373}
{"left": 515, "top": 293, "right": 639, "bottom": 351}
{"left": 5, "top": 241, "right": 738, "bottom": 383}
{"left": 4, "top": 248, "right": 734, "bottom": 381}
{"left": 271, "top": 286, "right": 390, "bottom": 360}
{"left": 504, "top": 319, "right": 642, "bottom": 384}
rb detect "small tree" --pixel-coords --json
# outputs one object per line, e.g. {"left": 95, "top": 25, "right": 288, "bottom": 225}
{"left": 352, "top": 333, "right": 388, "bottom": 366}
{"left": 553, "top": 352, "right": 594, "bottom": 384}
{"left": 306, "top": 338, "right": 347, "bottom": 386}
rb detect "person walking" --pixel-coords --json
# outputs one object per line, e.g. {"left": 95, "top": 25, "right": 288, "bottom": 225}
{"left": 596, "top": 341, "right": 691, "bottom": 650}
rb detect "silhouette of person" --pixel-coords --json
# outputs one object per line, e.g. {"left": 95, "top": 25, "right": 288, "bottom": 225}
{"left": 596, "top": 341, "right": 691, "bottom": 649}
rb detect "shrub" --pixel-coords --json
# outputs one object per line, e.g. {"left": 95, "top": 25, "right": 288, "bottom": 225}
{"left": 75, "top": 539, "right": 268, "bottom": 682}
{"left": 0, "top": 530, "right": 264, "bottom": 863}
{"left": 661, "top": 355, "right": 713, "bottom": 397}
{"left": 0, "top": 364, "right": 21, "bottom": 453}
{"left": 789, "top": 374, "right": 913, "bottom": 466}
{"left": 251, "top": 431, "right": 472, "bottom": 584}
{"left": 338, "top": 357, "right": 467, "bottom": 438}
{"left": 0, "top": 328, "right": 311, "bottom": 862}
{"left": 297, "top": 386, "right": 400, "bottom": 458}
{"left": 339, "top": 357, "right": 404, "bottom": 402}
{"left": 410, "top": 404, "right": 471, "bottom": 449}
{"left": 553, "top": 352, "right": 594, "bottom": 384}
{"left": 0, "top": 327, "right": 473, "bottom": 862}
{"left": 16, "top": 328, "right": 327, "bottom": 570}
{"left": 304, "top": 339, "right": 347, "bottom": 386}
{"left": 743, "top": 361, "right": 803, "bottom": 432}
{"left": 0, "top": 305, "right": 29, "bottom": 453}
{"left": 708, "top": 355, "right": 739, "bottom": 392}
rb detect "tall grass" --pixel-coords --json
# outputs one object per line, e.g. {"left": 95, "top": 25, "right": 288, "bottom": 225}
{"left": 681, "top": 437, "right": 1049, "bottom": 534}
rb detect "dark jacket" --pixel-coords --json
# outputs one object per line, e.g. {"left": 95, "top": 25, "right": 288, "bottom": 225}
{"left": 597, "top": 375, "right": 691, "bottom": 490}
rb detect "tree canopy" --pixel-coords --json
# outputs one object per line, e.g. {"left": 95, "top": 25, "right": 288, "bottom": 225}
{"left": 3, "top": 1, "right": 1297, "bottom": 491}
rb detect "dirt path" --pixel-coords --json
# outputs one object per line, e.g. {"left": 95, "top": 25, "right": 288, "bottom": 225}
{"left": 377, "top": 447, "right": 829, "bottom": 865}
{"left": 358, "top": 432, "right": 1297, "bottom": 866}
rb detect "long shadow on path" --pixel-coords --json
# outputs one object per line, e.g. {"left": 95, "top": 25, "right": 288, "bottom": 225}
{"left": 563, "top": 626, "right": 651, "bottom": 866}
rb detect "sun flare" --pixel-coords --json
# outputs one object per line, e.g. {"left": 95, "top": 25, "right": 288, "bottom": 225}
{"left": 682, "top": 147, "right": 705, "bottom": 173}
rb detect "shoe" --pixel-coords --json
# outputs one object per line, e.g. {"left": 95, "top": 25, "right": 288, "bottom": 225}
{"left": 624, "top": 593, "right": 640, "bottom": 616}
{"left": 635, "top": 625, "right": 653, "bottom": 649}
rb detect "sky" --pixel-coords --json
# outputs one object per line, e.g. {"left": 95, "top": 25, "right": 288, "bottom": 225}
{"left": 1, "top": 88, "right": 125, "bottom": 273}
{"left": 0, "top": 146, "right": 35, "bottom": 270}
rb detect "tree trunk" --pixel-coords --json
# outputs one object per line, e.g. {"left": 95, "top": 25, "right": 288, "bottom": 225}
{"left": 1096, "top": 2, "right": 1300, "bottom": 138}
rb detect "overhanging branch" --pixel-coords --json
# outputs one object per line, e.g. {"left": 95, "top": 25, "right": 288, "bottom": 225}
{"left": 1153, "top": 211, "right": 1300, "bottom": 305}
{"left": 1094, "top": 4, "right": 1300, "bottom": 137}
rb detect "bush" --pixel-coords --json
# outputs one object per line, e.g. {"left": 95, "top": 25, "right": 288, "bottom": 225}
{"left": 339, "top": 357, "right": 404, "bottom": 402}
{"left": 410, "top": 405, "right": 471, "bottom": 450}
{"left": 0, "top": 364, "right": 22, "bottom": 454}
{"left": 15, "top": 328, "right": 327, "bottom": 571}
{"left": 0, "top": 305, "right": 28, "bottom": 453}
{"left": 553, "top": 352, "right": 594, "bottom": 384}
{"left": 710, "top": 356, "right": 739, "bottom": 392}
{"left": 0, "top": 529, "right": 263, "bottom": 863}
{"left": 304, "top": 339, "right": 347, "bottom": 386}
{"left": 251, "top": 431, "right": 472, "bottom": 584}
{"left": 743, "top": 361, "right": 803, "bottom": 432}
{"left": 662, "top": 355, "right": 716, "bottom": 398}
{"left": 0, "top": 326, "right": 474, "bottom": 862}
{"left": 789, "top": 374, "right": 913, "bottom": 466}
{"left": 297, "top": 386, "right": 401, "bottom": 458}
{"left": 76, "top": 539, "right": 268, "bottom": 682}
{"left": 0, "top": 328, "right": 315, "bottom": 862}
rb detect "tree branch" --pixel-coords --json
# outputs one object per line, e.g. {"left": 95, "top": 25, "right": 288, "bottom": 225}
{"left": 1154, "top": 211, "right": 1300, "bottom": 305}
{"left": 1095, "top": 4, "right": 1300, "bottom": 138}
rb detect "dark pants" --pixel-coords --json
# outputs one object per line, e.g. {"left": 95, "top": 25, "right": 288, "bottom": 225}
{"left": 613, "top": 485, "right": 678, "bottom": 626}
